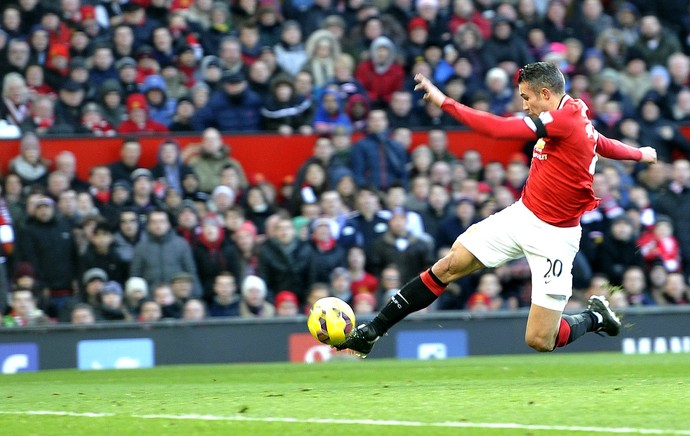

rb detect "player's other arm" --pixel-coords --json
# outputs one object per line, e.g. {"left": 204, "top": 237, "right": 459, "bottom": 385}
{"left": 596, "top": 131, "right": 657, "bottom": 164}
{"left": 414, "top": 74, "right": 537, "bottom": 140}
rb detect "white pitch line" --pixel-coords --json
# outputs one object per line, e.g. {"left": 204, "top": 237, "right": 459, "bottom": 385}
{"left": 0, "top": 411, "right": 689, "bottom": 435}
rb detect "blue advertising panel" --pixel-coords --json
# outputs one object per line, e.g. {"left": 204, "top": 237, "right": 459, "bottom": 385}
{"left": 77, "top": 338, "right": 154, "bottom": 370}
{"left": 396, "top": 329, "right": 468, "bottom": 359}
{"left": 0, "top": 343, "right": 39, "bottom": 374}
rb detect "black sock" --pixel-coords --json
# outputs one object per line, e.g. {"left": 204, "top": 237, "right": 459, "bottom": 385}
{"left": 563, "top": 311, "right": 597, "bottom": 343}
{"left": 370, "top": 270, "right": 446, "bottom": 336}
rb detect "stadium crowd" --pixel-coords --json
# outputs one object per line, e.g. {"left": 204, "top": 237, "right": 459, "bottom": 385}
{"left": 1, "top": 0, "right": 690, "bottom": 326}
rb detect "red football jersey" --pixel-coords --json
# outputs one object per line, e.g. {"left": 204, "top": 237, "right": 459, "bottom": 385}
{"left": 441, "top": 95, "right": 642, "bottom": 227}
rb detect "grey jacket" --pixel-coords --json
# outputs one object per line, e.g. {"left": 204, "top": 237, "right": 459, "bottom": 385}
{"left": 130, "top": 230, "right": 202, "bottom": 297}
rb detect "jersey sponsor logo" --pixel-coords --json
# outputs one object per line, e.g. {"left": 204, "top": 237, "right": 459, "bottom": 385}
{"left": 533, "top": 138, "right": 548, "bottom": 160}
{"left": 0, "top": 343, "right": 39, "bottom": 374}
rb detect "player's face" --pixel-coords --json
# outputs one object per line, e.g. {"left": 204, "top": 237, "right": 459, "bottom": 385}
{"left": 518, "top": 83, "right": 549, "bottom": 117}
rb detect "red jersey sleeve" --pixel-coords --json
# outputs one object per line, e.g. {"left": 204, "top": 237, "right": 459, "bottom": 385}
{"left": 441, "top": 98, "right": 537, "bottom": 140}
{"left": 595, "top": 132, "right": 643, "bottom": 161}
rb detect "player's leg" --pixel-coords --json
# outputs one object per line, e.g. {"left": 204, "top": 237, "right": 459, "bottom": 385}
{"left": 336, "top": 202, "right": 526, "bottom": 356}
{"left": 335, "top": 241, "right": 484, "bottom": 356}
{"left": 525, "top": 295, "right": 621, "bottom": 352}
{"left": 522, "top": 218, "right": 620, "bottom": 352}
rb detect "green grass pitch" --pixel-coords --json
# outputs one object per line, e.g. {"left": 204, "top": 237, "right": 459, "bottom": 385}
{"left": 1, "top": 353, "right": 689, "bottom": 435}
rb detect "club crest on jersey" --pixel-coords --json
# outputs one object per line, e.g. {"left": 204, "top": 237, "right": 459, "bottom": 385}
{"left": 533, "top": 138, "right": 548, "bottom": 160}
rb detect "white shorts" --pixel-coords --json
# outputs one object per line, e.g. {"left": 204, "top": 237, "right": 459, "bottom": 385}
{"left": 456, "top": 200, "right": 581, "bottom": 312}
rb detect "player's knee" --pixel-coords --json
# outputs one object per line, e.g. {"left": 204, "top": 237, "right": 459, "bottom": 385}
{"left": 525, "top": 332, "right": 555, "bottom": 353}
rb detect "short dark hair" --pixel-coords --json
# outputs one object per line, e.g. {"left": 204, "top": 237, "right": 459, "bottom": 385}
{"left": 517, "top": 62, "right": 565, "bottom": 95}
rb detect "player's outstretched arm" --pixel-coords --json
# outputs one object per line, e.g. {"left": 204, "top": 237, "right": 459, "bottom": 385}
{"left": 414, "top": 73, "right": 537, "bottom": 141}
{"left": 596, "top": 131, "right": 657, "bottom": 164}
{"left": 414, "top": 73, "right": 448, "bottom": 107}
{"left": 637, "top": 146, "right": 657, "bottom": 164}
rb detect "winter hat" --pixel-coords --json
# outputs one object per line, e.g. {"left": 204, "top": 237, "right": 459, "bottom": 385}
{"left": 83, "top": 267, "right": 108, "bottom": 285}
{"left": 101, "top": 280, "right": 123, "bottom": 297}
{"left": 275, "top": 290, "right": 299, "bottom": 308}
{"left": 126, "top": 93, "right": 148, "bottom": 113}
{"left": 125, "top": 277, "right": 149, "bottom": 297}
{"left": 241, "top": 275, "right": 267, "bottom": 298}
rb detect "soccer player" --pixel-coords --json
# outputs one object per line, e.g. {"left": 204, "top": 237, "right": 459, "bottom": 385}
{"left": 337, "top": 62, "right": 657, "bottom": 356}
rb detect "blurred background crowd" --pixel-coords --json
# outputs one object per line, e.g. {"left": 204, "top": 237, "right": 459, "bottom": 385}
{"left": 1, "top": 0, "right": 690, "bottom": 327}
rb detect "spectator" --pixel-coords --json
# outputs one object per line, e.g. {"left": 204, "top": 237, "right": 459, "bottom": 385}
{"left": 1, "top": 72, "right": 32, "bottom": 132}
{"left": 656, "top": 272, "right": 689, "bottom": 305}
{"left": 186, "top": 127, "right": 249, "bottom": 194}
{"left": 258, "top": 217, "right": 313, "bottom": 301}
{"left": 129, "top": 168, "right": 163, "bottom": 217}
{"left": 420, "top": 182, "right": 451, "bottom": 241}
{"left": 355, "top": 36, "right": 405, "bottom": 108}
{"left": 89, "top": 44, "right": 118, "bottom": 88}
{"left": 239, "top": 274, "right": 275, "bottom": 317}
{"left": 631, "top": 15, "right": 682, "bottom": 68}
{"left": 112, "top": 209, "right": 142, "bottom": 265}
{"left": 387, "top": 90, "right": 423, "bottom": 130}
{"left": 20, "top": 196, "right": 77, "bottom": 316}
{"left": 274, "top": 290, "right": 300, "bottom": 316}
{"left": 130, "top": 209, "right": 202, "bottom": 296}
{"left": 117, "top": 93, "right": 170, "bottom": 134}
{"left": 168, "top": 96, "right": 197, "bottom": 132}
{"left": 97, "top": 79, "right": 126, "bottom": 129}
{"left": 70, "top": 302, "right": 96, "bottom": 324}
{"left": 260, "top": 74, "right": 313, "bottom": 135}
{"left": 114, "top": 57, "right": 139, "bottom": 96}
{"left": 622, "top": 266, "right": 655, "bottom": 306}
{"left": 78, "top": 267, "right": 108, "bottom": 309}
{"left": 170, "top": 272, "right": 195, "bottom": 304}
{"left": 466, "top": 271, "right": 508, "bottom": 312}
{"left": 480, "top": 17, "right": 533, "bottom": 76}
{"left": 2, "top": 288, "right": 51, "bottom": 326}
{"left": 141, "top": 74, "right": 177, "bottom": 127}
{"left": 241, "top": 184, "right": 276, "bottom": 235}
{"left": 302, "top": 281, "right": 331, "bottom": 314}
{"left": 98, "top": 281, "right": 131, "bottom": 321}
{"left": 637, "top": 95, "right": 690, "bottom": 162}
{"left": 339, "top": 186, "right": 390, "bottom": 258}
{"left": 193, "top": 69, "right": 262, "bottom": 131}
{"left": 150, "top": 138, "right": 195, "bottom": 195}
{"left": 353, "top": 291, "right": 377, "bottom": 315}
{"left": 0, "top": 39, "right": 30, "bottom": 77}
{"left": 79, "top": 221, "right": 128, "bottom": 286}
{"left": 152, "top": 282, "right": 181, "bottom": 319}
{"left": 193, "top": 214, "right": 242, "bottom": 298}
{"left": 653, "top": 159, "right": 690, "bottom": 278}
{"left": 44, "top": 43, "right": 71, "bottom": 93}
{"left": 597, "top": 215, "right": 644, "bottom": 286}
{"left": 436, "top": 198, "right": 478, "bottom": 251}
{"left": 351, "top": 110, "right": 408, "bottom": 190}
{"left": 303, "top": 29, "right": 340, "bottom": 89}
{"left": 231, "top": 219, "right": 260, "bottom": 280}
{"left": 312, "top": 88, "right": 352, "bottom": 135}
{"left": 124, "top": 276, "right": 148, "bottom": 318}
{"left": 25, "top": 92, "right": 55, "bottom": 136}
{"left": 308, "top": 217, "right": 346, "bottom": 283}
{"left": 274, "top": 20, "right": 308, "bottom": 77}
{"left": 182, "top": 298, "right": 207, "bottom": 320}
{"left": 138, "top": 300, "right": 163, "bottom": 322}
{"left": 208, "top": 272, "right": 240, "bottom": 316}
{"left": 370, "top": 207, "right": 435, "bottom": 282}
{"left": 80, "top": 102, "right": 116, "bottom": 137}
{"left": 9, "top": 132, "right": 50, "bottom": 187}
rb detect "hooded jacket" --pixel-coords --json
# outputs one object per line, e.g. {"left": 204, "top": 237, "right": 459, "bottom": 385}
{"left": 354, "top": 36, "right": 405, "bottom": 106}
